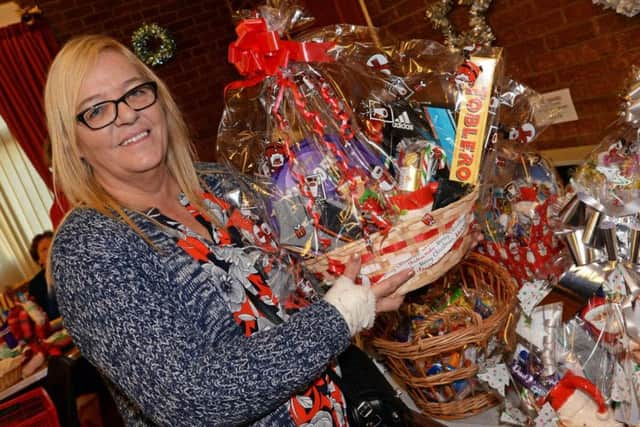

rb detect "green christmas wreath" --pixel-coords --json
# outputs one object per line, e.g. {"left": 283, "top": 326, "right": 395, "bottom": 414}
{"left": 131, "top": 23, "right": 176, "bottom": 67}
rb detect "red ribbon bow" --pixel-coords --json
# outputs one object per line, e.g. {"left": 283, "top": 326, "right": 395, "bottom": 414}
{"left": 226, "top": 18, "right": 335, "bottom": 93}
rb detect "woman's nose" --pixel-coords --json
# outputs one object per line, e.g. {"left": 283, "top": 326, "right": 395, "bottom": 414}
{"left": 114, "top": 101, "right": 138, "bottom": 125}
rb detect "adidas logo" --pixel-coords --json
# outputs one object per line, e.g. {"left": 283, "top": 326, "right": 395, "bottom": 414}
{"left": 392, "top": 111, "right": 413, "bottom": 130}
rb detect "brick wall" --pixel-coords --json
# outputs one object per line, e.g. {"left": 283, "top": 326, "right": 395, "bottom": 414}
{"left": 27, "top": 0, "right": 640, "bottom": 156}
{"left": 23, "top": 0, "right": 364, "bottom": 160}
{"left": 367, "top": 0, "right": 640, "bottom": 151}
{"left": 24, "top": 0, "right": 238, "bottom": 161}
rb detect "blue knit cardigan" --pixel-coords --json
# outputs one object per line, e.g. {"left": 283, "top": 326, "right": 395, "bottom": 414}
{"left": 50, "top": 165, "right": 352, "bottom": 426}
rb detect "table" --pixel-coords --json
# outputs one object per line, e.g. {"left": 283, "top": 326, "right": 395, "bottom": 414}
{"left": 0, "top": 367, "right": 47, "bottom": 402}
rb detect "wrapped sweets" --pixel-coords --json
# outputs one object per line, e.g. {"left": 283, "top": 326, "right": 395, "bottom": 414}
{"left": 218, "top": 1, "right": 502, "bottom": 293}
{"left": 572, "top": 123, "right": 640, "bottom": 218}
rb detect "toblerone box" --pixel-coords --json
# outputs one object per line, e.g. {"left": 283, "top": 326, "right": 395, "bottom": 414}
{"left": 449, "top": 51, "right": 502, "bottom": 185}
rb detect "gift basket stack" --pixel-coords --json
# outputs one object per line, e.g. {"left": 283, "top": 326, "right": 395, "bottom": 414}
{"left": 218, "top": 1, "right": 502, "bottom": 295}
{"left": 460, "top": 67, "right": 640, "bottom": 426}
{"left": 217, "top": 1, "right": 640, "bottom": 424}
{"left": 366, "top": 79, "right": 561, "bottom": 419}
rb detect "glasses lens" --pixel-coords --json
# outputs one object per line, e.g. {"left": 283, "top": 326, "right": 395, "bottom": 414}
{"left": 82, "top": 102, "right": 116, "bottom": 129}
{"left": 125, "top": 83, "right": 157, "bottom": 110}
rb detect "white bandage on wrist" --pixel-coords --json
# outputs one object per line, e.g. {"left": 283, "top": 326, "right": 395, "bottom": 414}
{"left": 323, "top": 276, "right": 376, "bottom": 336}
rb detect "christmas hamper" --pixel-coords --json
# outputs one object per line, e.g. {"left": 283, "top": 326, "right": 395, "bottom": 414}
{"left": 369, "top": 252, "right": 518, "bottom": 419}
{"left": 218, "top": 2, "right": 503, "bottom": 294}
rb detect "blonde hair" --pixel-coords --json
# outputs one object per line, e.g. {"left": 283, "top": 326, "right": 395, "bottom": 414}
{"left": 44, "top": 35, "right": 205, "bottom": 232}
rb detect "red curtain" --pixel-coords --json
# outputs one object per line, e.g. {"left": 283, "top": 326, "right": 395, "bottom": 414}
{"left": 0, "top": 22, "right": 58, "bottom": 190}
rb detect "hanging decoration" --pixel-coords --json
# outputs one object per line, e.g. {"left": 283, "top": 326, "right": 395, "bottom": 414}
{"left": 593, "top": 0, "right": 640, "bottom": 17}
{"left": 426, "top": 0, "right": 495, "bottom": 50}
{"left": 21, "top": 5, "right": 43, "bottom": 26}
{"left": 131, "top": 23, "right": 176, "bottom": 67}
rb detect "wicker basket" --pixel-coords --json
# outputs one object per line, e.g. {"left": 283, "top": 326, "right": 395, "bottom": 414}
{"left": 304, "top": 188, "right": 478, "bottom": 294}
{"left": 369, "top": 252, "right": 518, "bottom": 420}
{"left": 0, "top": 355, "right": 25, "bottom": 392}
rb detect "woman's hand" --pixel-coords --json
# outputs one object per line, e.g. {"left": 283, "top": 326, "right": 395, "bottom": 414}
{"left": 342, "top": 256, "right": 414, "bottom": 313}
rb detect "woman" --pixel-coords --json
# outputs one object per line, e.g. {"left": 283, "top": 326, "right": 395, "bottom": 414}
{"left": 28, "top": 230, "right": 60, "bottom": 319}
{"left": 45, "top": 35, "right": 413, "bottom": 426}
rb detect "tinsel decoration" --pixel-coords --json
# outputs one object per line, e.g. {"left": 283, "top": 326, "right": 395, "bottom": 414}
{"left": 593, "top": 0, "right": 640, "bottom": 17}
{"left": 426, "top": 0, "right": 495, "bottom": 50}
{"left": 131, "top": 23, "right": 176, "bottom": 67}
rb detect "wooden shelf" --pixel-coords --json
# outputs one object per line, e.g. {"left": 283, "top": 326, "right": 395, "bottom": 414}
{"left": 0, "top": 366, "right": 47, "bottom": 402}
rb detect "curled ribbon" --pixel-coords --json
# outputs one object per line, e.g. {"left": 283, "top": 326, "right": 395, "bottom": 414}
{"left": 225, "top": 18, "right": 335, "bottom": 94}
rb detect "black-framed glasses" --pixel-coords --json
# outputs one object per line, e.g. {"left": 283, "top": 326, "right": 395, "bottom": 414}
{"left": 76, "top": 81, "right": 158, "bottom": 130}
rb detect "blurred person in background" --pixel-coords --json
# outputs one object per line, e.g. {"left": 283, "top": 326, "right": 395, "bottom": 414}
{"left": 28, "top": 230, "right": 59, "bottom": 319}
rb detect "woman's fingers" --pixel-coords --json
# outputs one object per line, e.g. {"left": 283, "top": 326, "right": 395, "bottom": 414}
{"left": 342, "top": 255, "right": 362, "bottom": 282}
{"left": 472, "top": 230, "right": 484, "bottom": 247}
{"left": 332, "top": 262, "right": 413, "bottom": 314}
{"left": 470, "top": 222, "right": 484, "bottom": 249}
{"left": 372, "top": 269, "right": 414, "bottom": 300}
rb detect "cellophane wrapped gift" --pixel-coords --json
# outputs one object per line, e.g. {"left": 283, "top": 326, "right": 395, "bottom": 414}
{"left": 571, "top": 65, "right": 640, "bottom": 218}
{"left": 217, "top": 1, "right": 503, "bottom": 294}
{"left": 474, "top": 80, "right": 569, "bottom": 286}
{"left": 572, "top": 123, "right": 640, "bottom": 218}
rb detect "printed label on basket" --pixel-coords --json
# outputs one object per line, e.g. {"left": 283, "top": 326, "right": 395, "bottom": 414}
{"left": 386, "top": 252, "right": 412, "bottom": 267}
{"left": 378, "top": 214, "right": 468, "bottom": 281}
{"left": 361, "top": 263, "right": 382, "bottom": 275}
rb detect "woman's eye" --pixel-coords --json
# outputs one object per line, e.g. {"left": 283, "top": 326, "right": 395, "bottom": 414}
{"left": 86, "top": 105, "right": 106, "bottom": 119}
{"left": 128, "top": 87, "right": 148, "bottom": 98}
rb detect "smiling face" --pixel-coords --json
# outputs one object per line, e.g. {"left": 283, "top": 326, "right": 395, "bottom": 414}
{"left": 75, "top": 49, "right": 168, "bottom": 190}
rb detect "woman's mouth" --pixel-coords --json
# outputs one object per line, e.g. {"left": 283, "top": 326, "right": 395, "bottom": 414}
{"left": 120, "top": 130, "right": 150, "bottom": 147}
